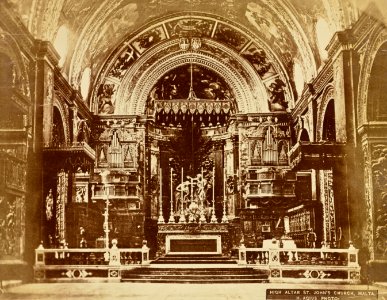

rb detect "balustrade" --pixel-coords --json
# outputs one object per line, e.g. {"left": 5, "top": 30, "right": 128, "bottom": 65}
{"left": 34, "top": 241, "right": 150, "bottom": 281}
{"left": 238, "top": 243, "right": 360, "bottom": 283}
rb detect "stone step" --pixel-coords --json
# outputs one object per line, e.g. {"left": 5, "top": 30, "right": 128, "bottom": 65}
{"left": 125, "top": 268, "right": 263, "bottom": 275}
{"left": 121, "top": 267, "right": 269, "bottom": 283}
{"left": 152, "top": 254, "right": 237, "bottom": 264}
{"left": 123, "top": 274, "right": 267, "bottom": 279}
{"left": 152, "top": 259, "right": 237, "bottom": 264}
{"left": 155, "top": 256, "right": 231, "bottom": 260}
{"left": 121, "top": 277, "right": 268, "bottom": 283}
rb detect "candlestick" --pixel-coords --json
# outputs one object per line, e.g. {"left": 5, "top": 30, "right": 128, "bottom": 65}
{"left": 222, "top": 167, "right": 228, "bottom": 223}
{"left": 210, "top": 166, "right": 217, "bottom": 223}
{"left": 103, "top": 183, "right": 110, "bottom": 249}
{"left": 169, "top": 168, "right": 175, "bottom": 223}
{"left": 179, "top": 167, "right": 186, "bottom": 223}
{"left": 201, "top": 167, "right": 204, "bottom": 207}
{"left": 199, "top": 167, "right": 206, "bottom": 223}
{"left": 158, "top": 168, "right": 164, "bottom": 224}
{"left": 190, "top": 176, "right": 194, "bottom": 204}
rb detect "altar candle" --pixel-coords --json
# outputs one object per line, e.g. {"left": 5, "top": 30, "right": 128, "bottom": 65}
{"left": 212, "top": 167, "right": 215, "bottom": 202}
{"left": 170, "top": 168, "right": 173, "bottom": 208}
{"left": 181, "top": 167, "right": 183, "bottom": 200}
{"left": 223, "top": 167, "right": 226, "bottom": 200}
{"left": 160, "top": 168, "right": 162, "bottom": 204}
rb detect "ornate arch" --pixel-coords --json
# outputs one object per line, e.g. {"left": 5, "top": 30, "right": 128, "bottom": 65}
{"left": 357, "top": 24, "right": 387, "bottom": 126}
{"left": 115, "top": 39, "right": 269, "bottom": 115}
{"left": 316, "top": 84, "right": 335, "bottom": 141}
{"left": 0, "top": 30, "right": 31, "bottom": 101}
{"left": 90, "top": 12, "right": 296, "bottom": 116}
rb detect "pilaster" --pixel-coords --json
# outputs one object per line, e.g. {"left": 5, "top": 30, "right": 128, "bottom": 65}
{"left": 326, "top": 30, "right": 361, "bottom": 249}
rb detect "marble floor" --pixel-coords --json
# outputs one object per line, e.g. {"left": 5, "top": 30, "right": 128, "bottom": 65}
{"left": 0, "top": 282, "right": 386, "bottom": 300}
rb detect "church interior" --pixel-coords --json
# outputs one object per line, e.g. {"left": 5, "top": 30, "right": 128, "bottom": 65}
{"left": 0, "top": 0, "right": 386, "bottom": 285}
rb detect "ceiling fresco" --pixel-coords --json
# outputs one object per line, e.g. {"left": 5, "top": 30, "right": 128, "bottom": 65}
{"left": 92, "top": 13, "right": 293, "bottom": 115}
{"left": 6, "top": 0, "right": 386, "bottom": 115}
{"left": 166, "top": 18, "right": 214, "bottom": 38}
{"left": 245, "top": 2, "right": 297, "bottom": 72}
{"left": 150, "top": 64, "right": 232, "bottom": 101}
{"left": 88, "top": 3, "right": 139, "bottom": 72}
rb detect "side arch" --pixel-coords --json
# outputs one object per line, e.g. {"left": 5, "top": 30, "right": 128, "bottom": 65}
{"left": 0, "top": 31, "right": 31, "bottom": 101}
{"left": 357, "top": 25, "right": 387, "bottom": 126}
{"left": 298, "top": 128, "right": 311, "bottom": 142}
{"left": 53, "top": 96, "right": 71, "bottom": 146}
{"left": 316, "top": 84, "right": 335, "bottom": 141}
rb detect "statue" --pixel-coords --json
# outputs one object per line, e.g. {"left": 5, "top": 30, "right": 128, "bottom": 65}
{"left": 175, "top": 172, "right": 211, "bottom": 223}
{"left": 45, "top": 189, "right": 53, "bottom": 220}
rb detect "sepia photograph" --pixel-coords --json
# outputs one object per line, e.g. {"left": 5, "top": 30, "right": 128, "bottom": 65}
{"left": 0, "top": 0, "right": 386, "bottom": 299}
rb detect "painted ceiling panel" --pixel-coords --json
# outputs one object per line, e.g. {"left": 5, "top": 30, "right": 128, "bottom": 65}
{"left": 6, "top": 0, "right": 386, "bottom": 115}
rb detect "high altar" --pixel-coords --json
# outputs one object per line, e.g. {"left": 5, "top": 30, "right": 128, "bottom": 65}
{"left": 155, "top": 169, "right": 232, "bottom": 257}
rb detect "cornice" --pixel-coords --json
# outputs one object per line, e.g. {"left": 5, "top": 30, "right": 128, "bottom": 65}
{"left": 352, "top": 13, "right": 384, "bottom": 51}
{"left": 326, "top": 29, "right": 355, "bottom": 59}
{"left": 10, "top": 89, "right": 30, "bottom": 114}
{"left": 358, "top": 122, "right": 387, "bottom": 140}
{"left": 35, "top": 40, "right": 60, "bottom": 68}
{"left": 54, "top": 70, "right": 93, "bottom": 121}
{"left": 291, "top": 60, "right": 333, "bottom": 119}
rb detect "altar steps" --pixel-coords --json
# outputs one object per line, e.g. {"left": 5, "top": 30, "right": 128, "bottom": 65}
{"left": 151, "top": 254, "right": 237, "bottom": 264}
{"left": 121, "top": 254, "right": 268, "bottom": 283}
{"left": 121, "top": 267, "right": 269, "bottom": 283}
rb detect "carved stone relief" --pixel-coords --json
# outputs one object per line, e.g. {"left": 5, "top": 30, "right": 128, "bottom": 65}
{"left": 370, "top": 143, "right": 387, "bottom": 259}
{"left": 0, "top": 195, "right": 17, "bottom": 258}
{"left": 362, "top": 143, "right": 375, "bottom": 259}
{"left": 320, "top": 169, "right": 336, "bottom": 243}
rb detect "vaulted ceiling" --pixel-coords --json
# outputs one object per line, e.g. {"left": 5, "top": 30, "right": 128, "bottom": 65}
{"left": 6, "top": 0, "right": 387, "bottom": 113}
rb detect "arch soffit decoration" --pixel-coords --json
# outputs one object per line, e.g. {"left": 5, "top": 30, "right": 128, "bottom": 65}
{"left": 316, "top": 84, "right": 335, "bottom": 141}
{"left": 117, "top": 39, "right": 269, "bottom": 115}
{"left": 259, "top": 0, "right": 317, "bottom": 80}
{"left": 0, "top": 31, "right": 31, "bottom": 95}
{"left": 53, "top": 96, "right": 71, "bottom": 145}
{"left": 68, "top": 0, "right": 124, "bottom": 87}
{"left": 91, "top": 12, "right": 297, "bottom": 116}
{"left": 357, "top": 24, "right": 387, "bottom": 127}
